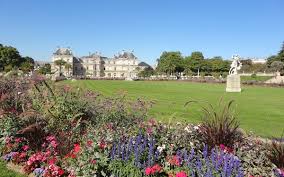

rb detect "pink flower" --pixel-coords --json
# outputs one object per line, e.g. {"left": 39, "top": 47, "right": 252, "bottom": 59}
{"left": 19, "top": 152, "right": 26, "bottom": 158}
{"left": 46, "top": 136, "right": 56, "bottom": 141}
{"left": 220, "top": 144, "right": 226, "bottom": 151}
{"left": 15, "top": 138, "right": 22, "bottom": 143}
{"left": 176, "top": 171, "right": 187, "bottom": 177}
{"left": 45, "top": 150, "right": 51, "bottom": 156}
{"left": 22, "top": 145, "right": 29, "bottom": 151}
{"left": 48, "top": 157, "right": 57, "bottom": 165}
{"left": 145, "top": 167, "right": 152, "bottom": 175}
{"left": 50, "top": 140, "right": 58, "bottom": 148}
{"left": 27, "top": 160, "right": 32, "bottom": 165}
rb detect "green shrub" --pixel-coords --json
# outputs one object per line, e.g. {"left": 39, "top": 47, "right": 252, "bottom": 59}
{"left": 236, "top": 137, "right": 275, "bottom": 176}
{"left": 251, "top": 73, "right": 257, "bottom": 79}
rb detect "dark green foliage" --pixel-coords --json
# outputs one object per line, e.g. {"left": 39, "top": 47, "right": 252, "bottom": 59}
{"left": 0, "top": 44, "right": 34, "bottom": 72}
{"left": 156, "top": 51, "right": 184, "bottom": 75}
{"left": 38, "top": 63, "right": 51, "bottom": 75}
{"left": 138, "top": 67, "right": 155, "bottom": 78}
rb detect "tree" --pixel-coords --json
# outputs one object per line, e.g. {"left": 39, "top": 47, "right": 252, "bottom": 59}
{"left": 156, "top": 51, "right": 184, "bottom": 75}
{"left": 190, "top": 51, "right": 204, "bottom": 60}
{"left": 54, "top": 59, "right": 66, "bottom": 76}
{"left": 19, "top": 56, "right": 34, "bottom": 74}
{"left": 138, "top": 67, "right": 155, "bottom": 77}
{"left": 38, "top": 64, "right": 51, "bottom": 75}
{"left": 20, "top": 61, "right": 34, "bottom": 74}
{"left": 277, "top": 41, "right": 284, "bottom": 62}
{"left": 270, "top": 61, "right": 284, "bottom": 72}
{"left": 0, "top": 45, "right": 21, "bottom": 71}
{"left": 64, "top": 63, "right": 72, "bottom": 76}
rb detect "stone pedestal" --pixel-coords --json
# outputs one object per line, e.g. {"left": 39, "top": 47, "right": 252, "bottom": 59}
{"left": 226, "top": 74, "right": 241, "bottom": 92}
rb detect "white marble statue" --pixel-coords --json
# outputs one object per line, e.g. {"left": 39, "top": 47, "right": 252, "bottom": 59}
{"left": 229, "top": 55, "right": 242, "bottom": 75}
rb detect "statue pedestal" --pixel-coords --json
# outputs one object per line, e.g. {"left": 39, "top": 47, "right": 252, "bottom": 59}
{"left": 226, "top": 74, "right": 241, "bottom": 92}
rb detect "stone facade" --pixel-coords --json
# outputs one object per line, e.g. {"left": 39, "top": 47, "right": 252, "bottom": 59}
{"left": 51, "top": 48, "right": 150, "bottom": 78}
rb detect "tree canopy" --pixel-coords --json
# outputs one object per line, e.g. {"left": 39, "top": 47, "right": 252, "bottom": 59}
{"left": 0, "top": 44, "right": 34, "bottom": 73}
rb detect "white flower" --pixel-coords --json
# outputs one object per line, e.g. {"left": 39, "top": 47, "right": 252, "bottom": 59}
{"left": 157, "top": 144, "right": 166, "bottom": 153}
{"left": 193, "top": 126, "right": 199, "bottom": 130}
{"left": 184, "top": 126, "right": 192, "bottom": 133}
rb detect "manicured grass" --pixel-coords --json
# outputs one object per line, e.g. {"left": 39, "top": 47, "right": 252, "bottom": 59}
{"left": 241, "top": 76, "right": 272, "bottom": 82}
{"left": 0, "top": 161, "right": 26, "bottom": 177}
{"left": 65, "top": 80, "right": 284, "bottom": 137}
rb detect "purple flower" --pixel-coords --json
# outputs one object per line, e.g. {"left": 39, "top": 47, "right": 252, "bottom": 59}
{"left": 33, "top": 168, "right": 45, "bottom": 177}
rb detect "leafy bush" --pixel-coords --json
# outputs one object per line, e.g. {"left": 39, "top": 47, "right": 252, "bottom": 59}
{"left": 251, "top": 73, "right": 257, "bottom": 79}
{"left": 235, "top": 137, "right": 276, "bottom": 176}
{"left": 186, "top": 99, "right": 243, "bottom": 149}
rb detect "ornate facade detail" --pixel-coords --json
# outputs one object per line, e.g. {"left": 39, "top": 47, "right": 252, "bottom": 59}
{"left": 51, "top": 48, "right": 150, "bottom": 78}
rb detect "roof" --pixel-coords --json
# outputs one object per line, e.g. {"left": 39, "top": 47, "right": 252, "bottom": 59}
{"left": 116, "top": 51, "right": 136, "bottom": 59}
{"left": 54, "top": 48, "right": 72, "bottom": 55}
{"left": 138, "top": 62, "right": 151, "bottom": 67}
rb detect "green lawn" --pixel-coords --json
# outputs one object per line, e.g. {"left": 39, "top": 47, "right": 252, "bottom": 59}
{"left": 65, "top": 80, "right": 284, "bottom": 137}
{"left": 241, "top": 76, "right": 272, "bottom": 82}
{"left": 0, "top": 161, "right": 26, "bottom": 177}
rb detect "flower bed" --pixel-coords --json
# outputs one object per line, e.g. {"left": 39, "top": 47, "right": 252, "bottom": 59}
{"left": 0, "top": 76, "right": 283, "bottom": 177}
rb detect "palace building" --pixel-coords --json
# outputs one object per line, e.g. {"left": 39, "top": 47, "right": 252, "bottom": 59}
{"left": 51, "top": 48, "right": 151, "bottom": 79}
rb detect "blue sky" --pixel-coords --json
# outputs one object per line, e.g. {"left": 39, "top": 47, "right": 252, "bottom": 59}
{"left": 0, "top": 0, "right": 283, "bottom": 65}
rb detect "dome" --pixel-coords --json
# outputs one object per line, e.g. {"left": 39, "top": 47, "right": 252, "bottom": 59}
{"left": 54, "top": 48, "right": 72, "bottom": 55}
{"left": 118, "top": 51, "right": 136, "bottom": 59}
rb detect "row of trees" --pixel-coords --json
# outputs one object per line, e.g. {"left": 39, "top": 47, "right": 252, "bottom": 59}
{"left": 148, "top": 42, "right": 284, "bottom": 77}
{"left": 0, "top": 44, "right": 34, "bottom": 73}
{"left": 155, "top": 51, "right": 230, "bottom": 77}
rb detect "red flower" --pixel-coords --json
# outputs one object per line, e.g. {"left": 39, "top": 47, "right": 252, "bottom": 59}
{"left": 87, "top": 140, "right": 93, "bottom": 146}
{"left": 99, "top": 141, "right": 106, "bottom": 149}
{"left": 145, "top": 167, "right": 152, "bottom": 175}
{"left": 74, "top": 144, "right": 81, "bottom": 153}
{"left": 151, "top": 164, "right": 162, "bottom": 173}
{"left": 168, "top": 155, "right": 180, "bottom": 166}
{"left": 176, "top": 171, "right": 187, "bottom": 177}
{"left": 219, "top": 144, "right": 234, "bottom": 154}
{"left": 90, "top": 159, "right": 96, "bottom": 164}
{"left": 58, "top": 168, "right": 65, "bottom": 176}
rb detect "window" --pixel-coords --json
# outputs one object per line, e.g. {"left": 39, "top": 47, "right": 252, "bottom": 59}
{"left": 75, "top": 67, "right": 77, "bottom": 71}
{"left": 114, "top": 67, "right": 116, "bottom": 71}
